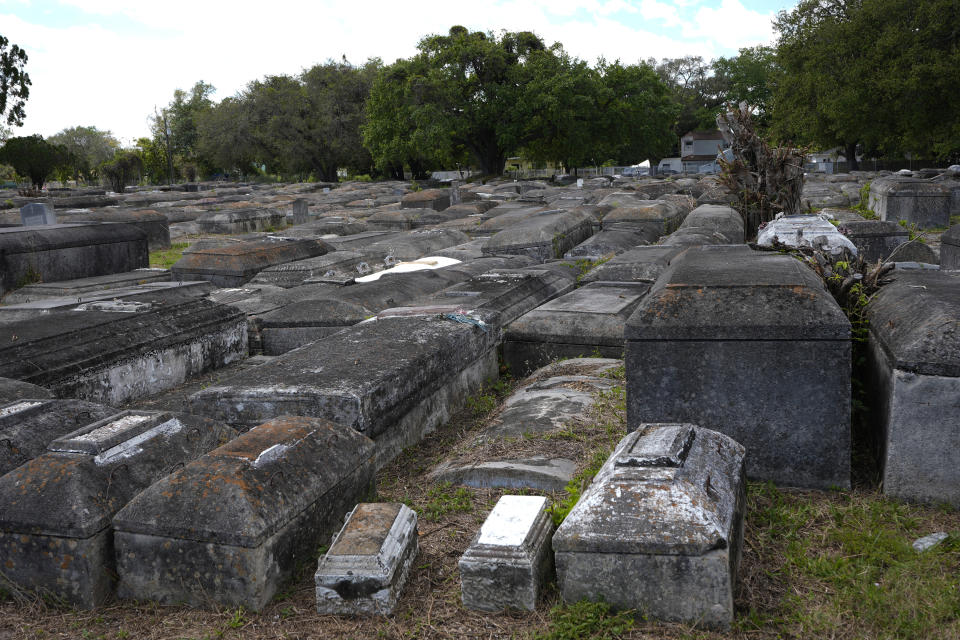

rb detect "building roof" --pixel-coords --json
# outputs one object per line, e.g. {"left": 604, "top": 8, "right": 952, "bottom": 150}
{"left": 682, "top": 129, "right": 725, "bottom": 141}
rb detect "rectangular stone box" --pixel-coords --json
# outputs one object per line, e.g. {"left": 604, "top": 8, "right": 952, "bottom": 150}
{"left": 248, "top": 251, "right": 364, "bottom": 289}
{"left": 869, "top": 177, "right": 951, "bottom": 229}
{"left": 579, "top": 246, "right": 684, "bottom": 285}
{"left": 188, "top": 314, "right": 499, "bottom": 466}
{"left": 460, "top": 495, "right": 553, "bottom": 612}
{"left": 423, "top": 266, "right": 577, "bottom": 327}
{"left": 1, "top": 269, "right": 172, "bottom": 304}
{"left": 171, "top": 236, "right": 332, "bottom": 287}
{"left": 553, "top": 424, "right": 746, "bottom": 629}
{"left": 0, "top": 410, "right": 234, "bottom": 608}
{"left": 503, "top": 281, "right": 650, "bottom": 376}
{"left": 836, "top": 219, "right": 909, "bottom": 262}
{"left": 0, "top": 223, "right": 149, "bottom": 298}
{"left": 315, "top": 503, "right": 418, "bottom": 615}
{"left": 625, "top": 245, "right": 851, "bottom": 489}
{"left": 866, "top": 270, "right": 960, "bottom": 506}
{"left": 482, "top": 210, "right": 596, "bottom": 261}
{"left": 195, "top": 207, "right": 287, "bottom": 234}
{"left": 941, "top": 224, "right": 960, "bottom": 270}
{"left": 0, "top": 399, "right": 117, "bottom": 475}
{"left": 113, "top": 416, "right": 375, "bottom": 610}
{"left": 0, "top": 297, "right": 247, "bottom": 405}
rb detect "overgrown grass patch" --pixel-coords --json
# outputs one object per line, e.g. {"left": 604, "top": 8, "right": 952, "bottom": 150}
{"left": 741, "top": 482, "right": 960, "bottom": 639}
{"left": 148, "top": 241, "right": 190, "bottom": 268}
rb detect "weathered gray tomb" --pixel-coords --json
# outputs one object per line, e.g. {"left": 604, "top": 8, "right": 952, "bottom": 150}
{"left": 625, "top": 245, "right": 851, "bottom": 489}
{"left": 0, "top": 410, "right": 234, "bottom": 608}
{"left": 113, "top": 416, "right": 375, "bottom": 610}
{"left": 553, "top": 423, "right": 746, "bottom": 629}
{"left": 315, "top": 503, "right": 418, "bottom": 615}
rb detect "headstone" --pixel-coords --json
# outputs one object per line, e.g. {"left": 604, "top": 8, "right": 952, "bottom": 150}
{"left": 553, "top": 424, "right": 746, "bottom": 629}
{"left": 19, "top": 202, "right": 56, "bottom": 226}
{"left": 459, "top": 495, "right": 554, "bottom": 612}
{"left": 625, "top": 245, "right": 851, "bottom": 489}
{"left": 0, "top": 410, "right": 235, "bottom": 607}
{"left": 315, "top": 503, "right": 419, "bottom": 615}
{"left": 113, "top": 416, "right": 375, "bottom": 610}
{"left": 866, "top": 270, "right": 960, "bottom": 506}
{"left": 450, "top": 180, "right": 462, "bottom": 206}
{"left": 292, "top": 198, "right": 309, "bottom": 225}
{"left": 576, "top": 178, "right": 583, "bottom": 189}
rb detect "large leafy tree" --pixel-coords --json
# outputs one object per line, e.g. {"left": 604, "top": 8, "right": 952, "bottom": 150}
{"left": 47, "top": 126, "right": 119, "bottom": 183}
{"left": 648, "top": 55, "right": 726, "bottom": 141}
{"left": 150, "top": 81, "right": 215, "bottom": 179}
{"left": 368, "top": 27, "right": 549, "bottom": 176}
{"left": 712, "top": 46, "right": 777, "bottom": 130}
{"left": 772, "top": 0, "right": 960, "bottom": 164}
{"left": 0, "top": 35, "right": 30, "bottom": 127}
{"left": 0, "top": 135, "right": 67, "bottom": 189}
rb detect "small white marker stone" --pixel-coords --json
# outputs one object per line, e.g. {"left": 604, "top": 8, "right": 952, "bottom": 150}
{"left": 459, "top": 494, "right": 553, "bottom": 612}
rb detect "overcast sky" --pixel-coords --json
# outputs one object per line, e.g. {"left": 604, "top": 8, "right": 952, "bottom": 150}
{"left": 2, "top": 0, "right": 797, "bottom": 145}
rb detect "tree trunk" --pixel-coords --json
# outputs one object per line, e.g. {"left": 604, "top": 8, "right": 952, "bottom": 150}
{"left": 845, "top": 142, "right": 859, "bottom": 170}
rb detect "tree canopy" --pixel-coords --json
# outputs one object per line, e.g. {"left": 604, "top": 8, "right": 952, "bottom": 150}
{"left": 0, "top": 135, "right": 67, "bottom": 189}
{"left": 0, "top": 35, "right": 30, "bottom": 127}
{"left": 47, "top": 125, "right": 119, "bottom": 183}
{"left": 771, "top": 0, "right": 960, "bottom": 164}
{"left": 365, "top": 27, "right": 677, "bottom": 176}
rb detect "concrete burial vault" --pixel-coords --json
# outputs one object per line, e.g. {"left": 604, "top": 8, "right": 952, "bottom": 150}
{"left": 113, "top": 416, "right": 375, "bottom": 610}
{"left": 0, "top": 411, "right": 235, "bottom": 608}
{"left": 626, "top": 245, "right": 851, "bottom": 489}
{"left": 553, "top": 423, "right": 746, "bottom": 629}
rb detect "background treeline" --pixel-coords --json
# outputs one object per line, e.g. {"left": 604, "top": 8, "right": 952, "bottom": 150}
{"left": 1, "top": 0, "right": 958, "bottom": 188}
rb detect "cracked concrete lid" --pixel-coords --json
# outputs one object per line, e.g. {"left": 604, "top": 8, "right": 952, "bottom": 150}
{"left": 553, "top": 423, "right": 745, "bottom": 556}
{"left": 113, "top": 416, "right": 374, "bottom": 547}
{"left": 626, "top": 245, "right": 850, "bottom": 341}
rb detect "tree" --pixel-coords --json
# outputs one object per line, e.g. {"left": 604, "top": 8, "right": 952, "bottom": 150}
{"left": 0, "top": 35, "right": 30, "bottom": 126}
{"left": 363, "top": 57, "right": 460, "bottom": 179}
{"left": 648, "top": 55, "right": 725, "bottom": 142}
{"left": 595, "top": 60, "right": 677, "bottom": 165}
{"left": 772, "top": 0, "right": 960, "bottom": 165}
{"left": 150, "top": 81, "right": 215, "bottom": 179}
{"left": 196, "top": 97, "right": 258, "bottom": 178}
{"left": 0, "top": 135, "right": 67, "bottom": 189}
{"left": 99, "top": 149, "right": 143, "bottom": 193}
{"left": 47, "top": 126, "right": 119, "bottom": 183}
{"left": 712, "top": 46, "right": 777, "bottom": 130}
{"left": 368, "top": 27, "right": 551, "bottom": 176}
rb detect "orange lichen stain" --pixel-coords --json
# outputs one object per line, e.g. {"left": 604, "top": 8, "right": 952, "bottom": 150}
{"left": 60, "top": 555, "right": 73, "bottom": 570}
{"left": 4, "top": 560, "right": 12, "bottom": 569}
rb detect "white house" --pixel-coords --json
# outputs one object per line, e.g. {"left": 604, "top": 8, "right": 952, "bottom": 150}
{"left": 680, "top": 130, "right": 729, "bottom": 173}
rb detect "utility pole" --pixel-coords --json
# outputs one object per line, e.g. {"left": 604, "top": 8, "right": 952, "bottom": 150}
{"left": 158, "top": 108, "right": 174, "bottom": 186}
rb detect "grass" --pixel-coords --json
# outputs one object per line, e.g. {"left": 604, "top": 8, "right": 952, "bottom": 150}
{"left": 1, "top": 362, "right": 958, "bottom": 639}
{"left": 148, "top": 242, "right": 190, "bottom": 268}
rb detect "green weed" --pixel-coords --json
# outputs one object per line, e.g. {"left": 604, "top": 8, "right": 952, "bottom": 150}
{"left": 417, "top": 482, "right": 473, "bottom": 521}
{"left": 532, "top": 600, "right": 636, "bottom": 640}
{"left": 149, "top": 242, "right": 190, "bottom": 269}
